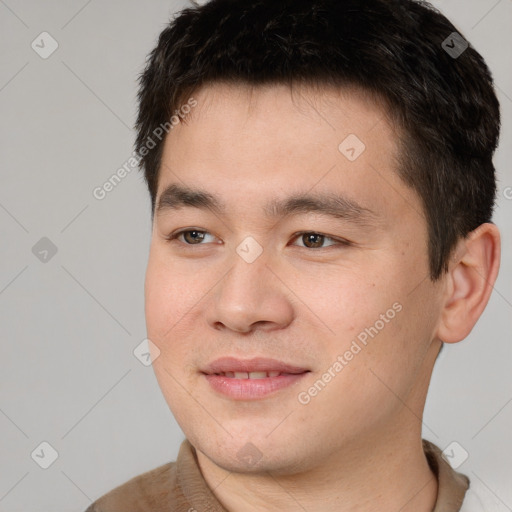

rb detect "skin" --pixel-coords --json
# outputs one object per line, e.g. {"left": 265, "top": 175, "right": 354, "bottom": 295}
{"left": 144, "top": 82, "right": 501, "bottom": 512}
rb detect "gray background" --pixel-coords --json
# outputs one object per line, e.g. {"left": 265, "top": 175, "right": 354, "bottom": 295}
{"left": 0, "top": 0, "right": 510, "bottom": 511}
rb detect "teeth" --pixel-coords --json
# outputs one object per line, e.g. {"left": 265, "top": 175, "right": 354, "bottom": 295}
{"left": 219, "top": 371, "right": 282, "bottom": 379}
{"left": 248, "top": 371, "right": 268, "bottom": 379}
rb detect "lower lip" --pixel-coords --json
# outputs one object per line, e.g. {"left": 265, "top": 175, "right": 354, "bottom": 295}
{"left": 204, "top": 373, "right": 309, "bottom": 400}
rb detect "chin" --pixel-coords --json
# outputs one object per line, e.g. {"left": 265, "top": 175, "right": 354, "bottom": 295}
{"left": 191, "top": 430, "right": 315, "bottom": 475}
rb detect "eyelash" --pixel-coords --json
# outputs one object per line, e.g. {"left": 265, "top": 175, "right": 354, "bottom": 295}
{"left": 165, "top": 229, "right": 352, "bottom": 249}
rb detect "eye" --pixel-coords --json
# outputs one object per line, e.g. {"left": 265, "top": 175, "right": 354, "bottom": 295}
{"left": 291, "top": 232, "right": 350, "bottom": 249}
{"left": 165, "top": 229, "right": 350, "bottom": 249}
{"left": 166, "top": 229, "right": 217, "bottom": 245}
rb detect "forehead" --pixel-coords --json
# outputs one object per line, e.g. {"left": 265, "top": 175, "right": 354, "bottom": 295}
{"left": 157, "top": 81, "right": 424, "bottom": 228}
{"left": 181, "top": 81, "right": 394, "bottom": 140}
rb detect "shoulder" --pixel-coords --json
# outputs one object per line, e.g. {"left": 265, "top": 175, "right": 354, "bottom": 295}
{"left": 84, "top": 460, "right": 178, "bottom": 512}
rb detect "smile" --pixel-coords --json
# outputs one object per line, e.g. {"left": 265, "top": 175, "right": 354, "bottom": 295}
{"left": 201, "top": 357, "right": 310, "bottom": 399}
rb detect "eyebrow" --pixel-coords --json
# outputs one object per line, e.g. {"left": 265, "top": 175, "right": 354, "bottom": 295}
{"left": 156, "top": 183, "right": 380, "bottom": 226}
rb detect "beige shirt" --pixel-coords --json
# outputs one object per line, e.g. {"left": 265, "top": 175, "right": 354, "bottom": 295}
{"left": 85, "top": 439, "right": 471, "bottom": 512}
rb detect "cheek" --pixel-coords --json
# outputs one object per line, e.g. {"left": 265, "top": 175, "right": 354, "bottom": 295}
{"left": 145, "top": 254, "right": 173, "bottom": 335}
{"left": 144, "top": 247, "right": 220, "bottom": 381}
{"left": 289, "top": 263, "right": 396, "bottom": 338}
{"left": 144, "top": 248, "right": 203, "bottom": 334}
{"left": 299, "top": 262, "right": 429, "bottom": 383}
{"left": 144, "top": 252, "right": 199, "bottom": 410}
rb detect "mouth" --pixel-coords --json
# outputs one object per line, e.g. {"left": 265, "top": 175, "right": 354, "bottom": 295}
{"left": 201, "top": 357, "right": 310, "bottom": 400}
{"left": 212, "top": 370, "right": 290, "bottom": 379}
{"left": 202, "top": 356, "right": 310, "bottom": 375}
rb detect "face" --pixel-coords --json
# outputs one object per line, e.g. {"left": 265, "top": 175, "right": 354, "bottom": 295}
{"left": 144, "top": 82, "right": 445, "bottom": 474}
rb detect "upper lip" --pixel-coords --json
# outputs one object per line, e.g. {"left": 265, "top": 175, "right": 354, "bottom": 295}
{"left": 202, "top": 357, "right": 310, "bottom": 375}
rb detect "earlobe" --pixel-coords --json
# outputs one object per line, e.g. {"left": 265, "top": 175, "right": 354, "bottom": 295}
{"left": 436, "top": 223, "right": 501, "bottom": 344}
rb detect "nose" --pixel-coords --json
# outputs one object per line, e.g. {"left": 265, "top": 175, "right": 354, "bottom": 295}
{"left": 207, "top": 252, "right": 295, "bottom": 334}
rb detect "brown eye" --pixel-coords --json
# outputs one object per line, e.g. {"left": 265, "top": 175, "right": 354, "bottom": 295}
{"left": 167, "top": 229, "right": 215, "bottom": 245}
{"left": 291, "top": 232, "right": 351, "bottom": 250}
{"left": 182, "top": 230, "right": 206, "bottom": 244}
{"left": 302, "top": 233, "right": 326, "bottom": 248}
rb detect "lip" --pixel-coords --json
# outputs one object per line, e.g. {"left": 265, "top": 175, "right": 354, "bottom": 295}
{"left": 202, "top": 356, "right": 309, "bottom": 374}
{"left": 202, "top": 357, "right": 310, "bottom": 400}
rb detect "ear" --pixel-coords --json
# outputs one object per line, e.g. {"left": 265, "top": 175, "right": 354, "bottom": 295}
{"left": 436, "top": 223, "right": 501, "bottom": 344}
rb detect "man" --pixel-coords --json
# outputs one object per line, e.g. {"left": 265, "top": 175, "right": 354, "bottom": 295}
{"left": 86, "top": 0, "right": 502, "bottom": 510}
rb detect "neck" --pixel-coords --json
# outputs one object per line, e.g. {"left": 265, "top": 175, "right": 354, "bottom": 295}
{"left": 196, "top": 423, "right": 438, "bottom": 512}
